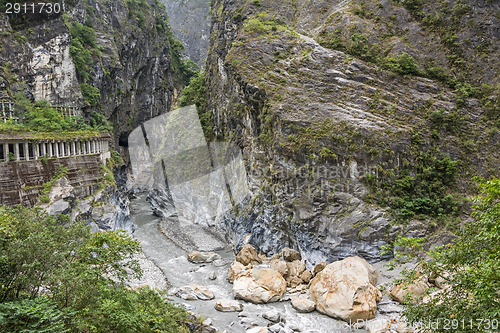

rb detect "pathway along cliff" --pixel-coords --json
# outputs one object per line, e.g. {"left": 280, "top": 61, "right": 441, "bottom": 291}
{"left": 129, "top": 193, "right": 373, "bottom": 333}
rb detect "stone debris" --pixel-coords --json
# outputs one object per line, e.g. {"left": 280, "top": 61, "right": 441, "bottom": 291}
{"left": 214, "top": 299, "right": 244, "bottom": 312}
{"left": 174, "top": 284, "right": 214, "bottom": 300}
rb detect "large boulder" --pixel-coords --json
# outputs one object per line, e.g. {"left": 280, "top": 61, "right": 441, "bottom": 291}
{"left": 309, "top": 256, "right": 382, "bottom": 321}
{"left": 233, "top": 268, "right": 287, "bottom": 304}
{"left": 236, "top": 244, "right": 262, "bottom": 266}
{"left": 187, "top": 251, "right": 221, "bottom": 263}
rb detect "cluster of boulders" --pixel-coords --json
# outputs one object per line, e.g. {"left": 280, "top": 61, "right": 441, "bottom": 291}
{"left": 389, "top": 268, "right": 451, "bottom": 305}
{"left": 180, "top": 245, "right": 437, "bottom": 333}
{"left": 227, "top": 244, "right": 384, "bottom": 322}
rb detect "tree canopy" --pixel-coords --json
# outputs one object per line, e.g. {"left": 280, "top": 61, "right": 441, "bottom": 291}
{"left": 387, "top": 177, "right": 500, "bottom": 332}
{"left": 0, "top": 206, "right": 193, "bottom": 332}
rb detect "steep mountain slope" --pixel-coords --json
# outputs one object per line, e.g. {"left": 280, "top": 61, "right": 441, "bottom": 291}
{"left": 0, "top": 0, "right": 183, "bottom": 148}
{"left": 162, "top": 0, "right": 210, "bottom": 67}
{"left": 205, "top": 0, "right": 500, "bottom": 264}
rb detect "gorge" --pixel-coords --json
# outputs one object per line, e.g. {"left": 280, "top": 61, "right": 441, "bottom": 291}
{"left": 0, "top": 0, "right": 499, "bottom": 332}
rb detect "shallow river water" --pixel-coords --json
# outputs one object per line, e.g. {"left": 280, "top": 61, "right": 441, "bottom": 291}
{"left": 130, "top": 193, "right": 368, "bottom": 333}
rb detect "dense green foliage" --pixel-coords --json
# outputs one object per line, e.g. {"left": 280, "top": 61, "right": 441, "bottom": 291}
{"left": 179, "top": 71, "right": 213, "bottom": 140}
{"left": 65, "top": 18, "right": 102, "bottom": 105}
{"left": 0, "top": 94, "right": 111, "bottom": 134}
{"left": 365, "top": 151, "right": 461, "bottom": 221}
{"left": 385, "top": 177, "right": 500, "bottom": 332}
{"left": 0, "top": 206, "right": 193, "bottom": 332}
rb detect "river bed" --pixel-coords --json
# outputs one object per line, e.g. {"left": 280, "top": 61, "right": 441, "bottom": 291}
{"left": 129, "top": 193, "right": 378, "bottom": 333}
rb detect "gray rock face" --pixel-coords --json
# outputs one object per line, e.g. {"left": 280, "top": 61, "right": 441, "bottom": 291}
{"left": 204, "top": 0, "right": 500, "bottom": 266}
{"left": 161, "top": 0, "right": 210, "bottom": 67}
{"left": 0, "top": 0, "right": 180, "bottom": 149}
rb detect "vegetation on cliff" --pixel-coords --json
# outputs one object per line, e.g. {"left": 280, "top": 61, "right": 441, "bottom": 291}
{"left": 0, "top": 206, "right": 195, "bottom": 332}
{"left": 386, "top": 177, "right": 500, "bottom": 332}
{"left": 179, "top": 71, "right": 214, "bottom": 141}
{"left": 0, "top": 93, "right": 111, "bottom": 137}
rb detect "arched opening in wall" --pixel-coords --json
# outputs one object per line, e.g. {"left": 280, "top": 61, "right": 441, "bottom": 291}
{"left": 19, "top": 143, "right": 25, "bottom": 161}
{"left": 119, "top": 132, "right": 129, "bottom": 147}
{"left": 0, "top": 144, "right": 4, "bottom": 162}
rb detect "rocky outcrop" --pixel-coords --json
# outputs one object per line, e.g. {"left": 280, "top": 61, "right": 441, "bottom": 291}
{"left": 0, "top": 0, "right": 181, "bottom": 149}
{"left": 206, "top": 0, "right": 500, "bottom": 266}
{"left": 233, "top": 268, "right": 287, "bottom": 304}
{"left": 309, "top": 256, "right": 382, "bottom": 321}
{"left": 41, "top": 176, "right": 133, "bottom": 232}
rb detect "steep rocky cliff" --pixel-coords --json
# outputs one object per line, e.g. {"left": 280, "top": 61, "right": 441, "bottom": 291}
{"left": 205, "top": 0, "right": 500, "bottom": 264}
{"left": 0, "top": 0, "right": 182, "bottom": 148}
{"left": 162, "top": 0, "right": 210, "bottom": 67}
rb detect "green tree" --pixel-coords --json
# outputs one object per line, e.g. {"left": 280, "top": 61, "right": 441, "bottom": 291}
{"left": 387, "top": 177, "right": 500, "bottom": 332}
{"left": 0, "top": 206, "right": 193, "bottom": 332}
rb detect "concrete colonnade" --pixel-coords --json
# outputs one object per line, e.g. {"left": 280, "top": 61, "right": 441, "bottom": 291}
{"left": 0, "top": 137, "right": 110, "bottom": 162}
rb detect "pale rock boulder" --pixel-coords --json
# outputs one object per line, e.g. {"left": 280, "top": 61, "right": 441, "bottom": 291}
{"left": 309, "top": 256, "right": 382, "bottom": 321}
{"left": 228, "top": 261, "right": 248, "bottom": 283}
{"left": 262, "top": 308, "right": 280, "bottom": 323}
{"left": 236, "top": 244, "right": 263, "bottom": 266}
{"left": 390, "top": 276, "right": 430, "bottom": 304}
{"left": 286, "top": 260, "right": 306, "bottom": 287}
{"left": 233, "top": 268, "right": 287, "bottom": 304}
{"left": 291, "top": 297, "right": 316, "bottom": 313}
{"left": 187, "top": 251, "right": 221, "bottom": 263}
{"left": 175, "top": 284, "right": 214, "bottom": 300}
{"left": 214, "top": 299, "right": 244, "bottom": 312}
{"left": 286, "top": 260, "right": 306, "bottom": 278}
